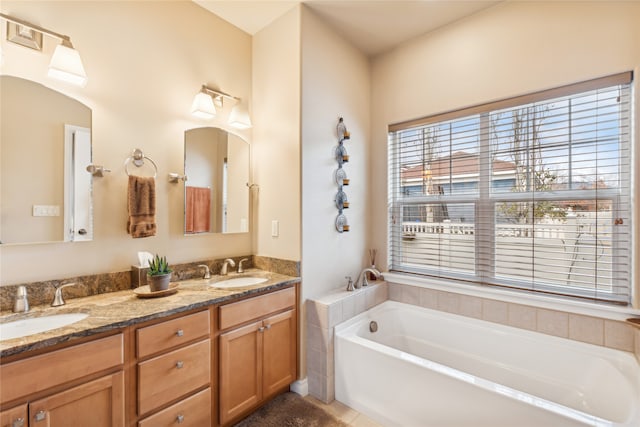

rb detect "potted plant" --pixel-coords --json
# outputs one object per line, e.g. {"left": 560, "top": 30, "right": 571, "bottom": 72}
{"left": 147, "top": 254, "right": 172, "bottom": 291}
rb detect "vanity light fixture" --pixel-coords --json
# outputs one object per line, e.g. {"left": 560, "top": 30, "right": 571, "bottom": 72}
{"left": 0, "top": 13, "right": 88, "bottom": 87}
{"left": 229, "top": 102, "right": 252, "bottom": 129}
{"left": 191, "top": 86, "right": 217, "bottom": 119}
{"left": 191, "top": 84, "right": 252, "bottom": 129}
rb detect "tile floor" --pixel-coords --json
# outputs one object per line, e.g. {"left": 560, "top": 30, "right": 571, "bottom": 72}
{"left": 305, "top": 395, "right": 384, "bottom": 426}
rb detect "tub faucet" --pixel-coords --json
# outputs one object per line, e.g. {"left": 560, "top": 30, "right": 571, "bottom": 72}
{"left": 221, "top": 258, "right": 236, "bottom": 276}
{"left": 198, "top": 264, "right": 211, "bottom": 279}
{"left": 356, "top": 268, "right": 382, "bottom": 288}
{"left": 237, "top": 258, "right": 249, "bottom": 273}
{"left": 51, "top": 282, "right": 78, "bottom": 307}
{"left": 12, "top": 286, "right": 29, "bottom": 313}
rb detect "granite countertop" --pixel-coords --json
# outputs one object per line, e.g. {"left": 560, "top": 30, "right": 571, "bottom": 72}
{"left": 0, "top": 269, "right": 300, "bottom": 358}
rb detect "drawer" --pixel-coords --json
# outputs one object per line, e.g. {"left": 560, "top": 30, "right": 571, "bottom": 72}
{"left": 137, "top": 339, "right": 210, "bottom": 415}
{"left": 137, "top": 388, "right": 211, "bottom": 427}
{"left": 137, "top": 310, "right": 210, "bottom": 358}
{"left": 0, "top": 334, "right": 123, "bottom": 404}
{"left": 219, "top": 287, "right": 295, "bottom": 330}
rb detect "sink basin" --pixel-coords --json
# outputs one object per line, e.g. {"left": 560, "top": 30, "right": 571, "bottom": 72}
{"left": 0, "top": 313, "right": 89, "bottom": 341}
{"left": 210, "top": 277, "right": 268, "bottom": 289}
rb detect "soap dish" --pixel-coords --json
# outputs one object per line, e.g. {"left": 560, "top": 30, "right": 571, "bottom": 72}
{"left": 134, "top": 283, "right": 179, "bottom": 299}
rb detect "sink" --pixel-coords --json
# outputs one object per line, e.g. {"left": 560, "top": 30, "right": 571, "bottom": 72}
{"left": 0, "top": 313, "right": 89, "bottom": 341}
{"left": 209, "top": 277, "right": 268, "bottom": 289}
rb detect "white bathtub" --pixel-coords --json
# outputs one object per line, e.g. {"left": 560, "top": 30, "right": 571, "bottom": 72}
{"left": 335, "top": 301, "right": 640, "bottom": 427}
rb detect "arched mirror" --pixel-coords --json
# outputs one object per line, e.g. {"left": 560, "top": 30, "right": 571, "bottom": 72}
{"left": 1, "top": 75, "right": 93, "bottom": 245}
{"left": 184, "top": 127, "right": 249, "bottom": 234}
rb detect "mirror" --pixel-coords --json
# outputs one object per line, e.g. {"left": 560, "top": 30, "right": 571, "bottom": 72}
{"left": 0, "top": 75, "right": 93, "bottom": 245}
{"left": 184, "top": 127, "right": 249, "bottom": 234}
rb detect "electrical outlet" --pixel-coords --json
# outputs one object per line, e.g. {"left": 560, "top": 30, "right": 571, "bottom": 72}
{"left": 33, "top": 205, "right": 60, "bottom": 217}
{"left": 271, "top": 220, "right": 279, "bottom": 237}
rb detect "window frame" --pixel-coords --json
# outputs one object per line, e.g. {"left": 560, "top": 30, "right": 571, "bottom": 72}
{"left": 388, "top": 72, "right": 633, "bottom": 305}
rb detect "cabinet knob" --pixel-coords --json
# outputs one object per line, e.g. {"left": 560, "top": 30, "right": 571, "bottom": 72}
{"left": 176, "top": 414, "right": 185, "bottom": 424}
{"left": 265, "top": 323, "right": 272, "bottom": 330}
{"left": 12, "top": 418, "right": 25, "bottom": 427}
{"left": 34, "top": 411, "right": 46, "bottom": 422}
{"left": 258, "top": 326, "right": 265, "bottom": 332}
{"left": 176, "top": 360, "right": 184, "bottom": 369}
{"left": 176, "top": 329, "right": 184, "bottom": 337}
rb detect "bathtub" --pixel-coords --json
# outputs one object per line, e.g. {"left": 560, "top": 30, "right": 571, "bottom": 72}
{"left": 334, "top": 301, "right": 640, "bottom": 427}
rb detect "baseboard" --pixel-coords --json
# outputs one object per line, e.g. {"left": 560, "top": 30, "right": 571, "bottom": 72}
{"left": 290, "top": 378, "right": 308, "bottom": 396}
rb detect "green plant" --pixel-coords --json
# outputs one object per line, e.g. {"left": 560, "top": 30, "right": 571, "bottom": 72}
{"left": 147, "top": 254, "right": 172, "bottom": 276}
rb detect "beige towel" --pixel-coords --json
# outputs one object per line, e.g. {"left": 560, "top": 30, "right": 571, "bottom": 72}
{"left": 185, "top": 186, "right": 211, "bottom": 233}
{"left": 127, "top": 175, "right": 156, "bottom": 238}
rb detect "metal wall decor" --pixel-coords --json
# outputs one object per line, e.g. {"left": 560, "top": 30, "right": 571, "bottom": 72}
{"left": 335, "top": 117, "right": 350, "bottom": 233}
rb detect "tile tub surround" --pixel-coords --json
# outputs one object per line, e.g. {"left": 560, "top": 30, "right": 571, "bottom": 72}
{"left": 0, "top": 254, "right": 255, "bottom": 310}
{"left": 0, "top": 269, "right": 300, "bottom": 357}
{"left": 388, "top": 282, "right": 639, "bottom": 359}
{"left": 306, "top": 282, "right": 388, "bottom": 403}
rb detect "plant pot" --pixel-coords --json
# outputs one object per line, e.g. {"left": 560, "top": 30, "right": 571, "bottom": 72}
{"left": 148, "top": 273, "right": 171, "bottom": 292}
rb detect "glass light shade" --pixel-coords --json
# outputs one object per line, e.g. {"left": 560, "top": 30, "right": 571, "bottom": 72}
{"left": 48, "top": 43, "right": 87, "bottom": 87}
{"left": 191, "top": 91, "right": 216, "bottom": 119}
{"left": 229, "top": 103, "right": 252, "bottom": 129}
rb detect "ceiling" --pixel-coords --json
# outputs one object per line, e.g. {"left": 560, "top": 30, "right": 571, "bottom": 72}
{"left": 193, "top": 1, "right": 500, "bottom": 57}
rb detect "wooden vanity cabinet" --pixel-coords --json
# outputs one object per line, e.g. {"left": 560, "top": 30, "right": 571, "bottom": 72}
{"left": 0, "top": 283, "right": 298, "bottom": 427}
{"left": 218, "top": 287, "right": 297, "bottom": 426}
{"left": 0, "top": 333, "right": 125, "bottom": 427}
{"left": 134, "top": 310, "right": 212, "bottom": 426}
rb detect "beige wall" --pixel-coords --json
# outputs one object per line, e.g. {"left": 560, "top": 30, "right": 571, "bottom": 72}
{"left": 369, "top": 1, "right": 640, "bottom": 305}
{"left": 300, "top": 7, "right": 371, "bottom": 301}
{"left": 252, "top": 6, "right": 301, "bottom": 262}
{"left": 0, "top": 1, "right": 252, "bottom": 285}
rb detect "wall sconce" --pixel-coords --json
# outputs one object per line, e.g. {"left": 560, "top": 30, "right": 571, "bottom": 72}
{"left": 191, "top": 84, "right": 252, "bottom": 129}
{"left": 0, "top": 13, "right": 88, "bottom": 87}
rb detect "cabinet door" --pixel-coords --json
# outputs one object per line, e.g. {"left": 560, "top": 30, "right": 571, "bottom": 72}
{"left": 262, "top": 309, "right": 297, "bottom": 398}
{"left": 219, "top": 320, "right": 262, "bottom": 425}
{"left": 0, "top": 404, "right": 27, "bottom": 427}
{"left": 29, "top": 371, "right": 124, "bottom": 427}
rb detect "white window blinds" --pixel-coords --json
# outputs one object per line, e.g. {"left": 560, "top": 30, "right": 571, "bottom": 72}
{"left": 388, "top": 72, "right": 633, "bottom": 304}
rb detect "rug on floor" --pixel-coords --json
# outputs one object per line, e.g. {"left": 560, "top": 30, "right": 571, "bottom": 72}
{"left": 233, "top": 392, "right": 350, "bottom": 427}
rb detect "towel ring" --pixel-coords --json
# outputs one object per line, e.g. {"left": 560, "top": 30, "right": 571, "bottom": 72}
{"left": 124, "top": 148, "right": 158, "bottom": 178}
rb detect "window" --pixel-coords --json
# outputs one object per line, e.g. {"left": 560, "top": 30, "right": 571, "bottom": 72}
{"left": 388, "top": 72, "right": 633, "bottom": 304}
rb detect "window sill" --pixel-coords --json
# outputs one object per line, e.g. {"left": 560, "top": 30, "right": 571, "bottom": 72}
{"left": 383, "top": 271, "right": 640, "bottom": 322}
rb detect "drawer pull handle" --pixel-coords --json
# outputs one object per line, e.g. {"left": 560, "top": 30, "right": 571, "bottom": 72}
{"left": 12, "top": 418, "right": 25, "bottom": 427}
{"left": 34, "top": 411, "right": 46, "bottom": 422}
{"left": 176, "top": 360, "right": 184, "bottom": 369}
{"left": 176, "top": 329, "right": 184, "bottom": 337}
{"left": 176, "top": 414, "right": 185, "bottom": 424}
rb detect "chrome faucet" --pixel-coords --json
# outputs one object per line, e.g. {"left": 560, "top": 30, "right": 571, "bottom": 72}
{"left": 198, "top": 264, "right": 211, "bottom": 279}
{"left": 356, "top": 267, "right": 382, "bottom": 288}
{"left": 345, "top": 276, "right": 354, "bottom": 292}
{"left": 221, "top": 258, "right": 236, "bottom": 276}
{"left": 237, "top": 258, "right": 249, "bottom": 273}
{"left": 12, "top": 286, "right": 29, "bottom": 313}
{"left": 51, "top": 282, "right": 78, "bottom": 307}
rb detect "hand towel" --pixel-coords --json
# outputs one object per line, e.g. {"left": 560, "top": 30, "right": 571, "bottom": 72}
{"left": 127, "top": 175, "right": 156, "bottom": 238}
{"left": 185, "top": 186, "right": 211, "bottom": 233}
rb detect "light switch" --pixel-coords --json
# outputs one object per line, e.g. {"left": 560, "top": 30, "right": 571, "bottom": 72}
{"left": 271, "top": 220, "right": 279, "bottom": 237}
